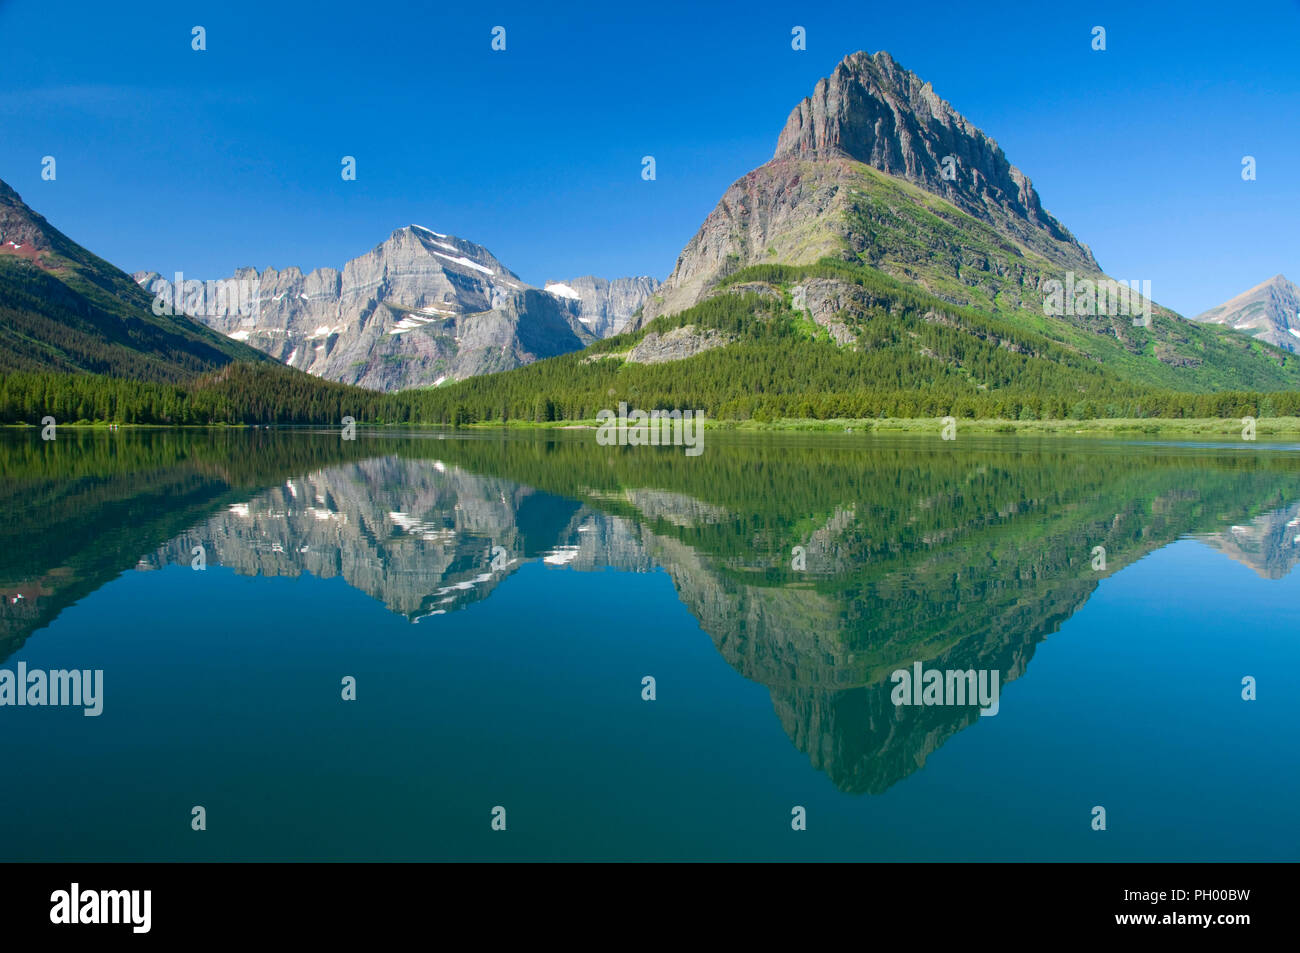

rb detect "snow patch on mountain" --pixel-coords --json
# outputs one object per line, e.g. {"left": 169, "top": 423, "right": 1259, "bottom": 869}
{"left": 545, "top": 281, "right": 582, "bottom": 300}
{"left": 433, "top": 251, "right": 493, "bottom": 275}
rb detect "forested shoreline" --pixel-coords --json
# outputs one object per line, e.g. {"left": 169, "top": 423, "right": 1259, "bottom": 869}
{"left": 3, "top": 362, "right": 1300, "bottom": 428}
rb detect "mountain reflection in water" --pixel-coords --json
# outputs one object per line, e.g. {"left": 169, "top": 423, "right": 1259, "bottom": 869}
{"left": 4, "top": 429, "right": 1297, "bottom": 800}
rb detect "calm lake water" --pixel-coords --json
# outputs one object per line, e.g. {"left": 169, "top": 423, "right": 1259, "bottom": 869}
{"left": 1, "top": 428, "right": 1298, "bottom": 861}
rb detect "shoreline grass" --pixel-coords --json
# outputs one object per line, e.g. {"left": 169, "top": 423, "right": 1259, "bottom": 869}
{"left": 442, "top": 416, "right": 1300, "bottom": 437}
{"left": 6, "top": 416, "right": 1299, "bottom": 438}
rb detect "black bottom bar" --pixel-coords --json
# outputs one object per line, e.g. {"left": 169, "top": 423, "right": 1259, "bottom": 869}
{"left": 0, "top": 862, "right": 1279, "bottom": 940}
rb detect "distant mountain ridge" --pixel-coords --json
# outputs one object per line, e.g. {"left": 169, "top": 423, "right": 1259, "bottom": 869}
{"left": 1193, "top": 274, "right": 1300, "bottom": 353}
{"left": 135, "top": 226, "right": 593, "bottom": 392}
{"left": 137, "top": 232, "right": 660, "bottom": 392}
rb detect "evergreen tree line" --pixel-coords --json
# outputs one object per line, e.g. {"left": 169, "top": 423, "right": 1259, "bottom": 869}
{"left": 4, "top": 359, "right": 1298, "bottom": 428}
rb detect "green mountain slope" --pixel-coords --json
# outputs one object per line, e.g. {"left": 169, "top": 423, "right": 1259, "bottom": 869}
{"left": 0, "top": 178, "right": 270, "bottom": 380}
{"left": 399, "top": 263, "right": 1300, "bottom": 424}
{"left": 836, "top": 163, "right": 1300, "bottom": 391}
{"left": 633, "top": 156, "right": 1300, "bottom": 395}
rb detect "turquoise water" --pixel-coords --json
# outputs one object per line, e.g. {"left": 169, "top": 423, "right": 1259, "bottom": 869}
{"left": 1, "top": 429, "right": 1297, "bottom": 860}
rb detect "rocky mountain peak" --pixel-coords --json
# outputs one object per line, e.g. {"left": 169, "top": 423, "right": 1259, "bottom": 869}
{"left": 1193, "top": 273, "right": 1300, "bottom": 352}
{"left": 380, "top": 225, "right": 519, "bottom": 284}
{"left": 773, "top": 50, "right": 1091, "bottom": 264}
{"left": 633, "top": 51, "right": 1101, "bottom": 328}
{"left": 132, "top": 223, "right": 664, "bottom": 390}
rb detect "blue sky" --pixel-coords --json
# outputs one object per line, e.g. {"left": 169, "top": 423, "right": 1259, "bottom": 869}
{"left": 1, "top": 0, "right": 1298, "bottom": 316}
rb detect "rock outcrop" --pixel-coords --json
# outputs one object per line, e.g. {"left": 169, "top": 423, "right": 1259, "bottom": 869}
{"left": 626, "top": 325, "right": 734, "bottom": 364}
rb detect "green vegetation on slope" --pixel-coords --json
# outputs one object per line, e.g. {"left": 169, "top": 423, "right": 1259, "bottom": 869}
{"left": 0, "top": 361, "right": 383, "bottom": 426}
{"left": 369, "top": 260, "right": 1300, "bottom": 425}
{"left": 0, "top": 254, "right": 270, "bottom": 381}
{"left": 833, "top": 165, "right": 1300, "bottom": 391}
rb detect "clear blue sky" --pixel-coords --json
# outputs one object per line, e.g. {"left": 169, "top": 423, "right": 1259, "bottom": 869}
{"left": 2, "top": 0, "right": 1298, "bottom": 317}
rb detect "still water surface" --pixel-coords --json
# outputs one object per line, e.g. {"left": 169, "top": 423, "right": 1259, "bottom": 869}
{"left": 1, "top": 429, "right": 1297, "bottom": 860}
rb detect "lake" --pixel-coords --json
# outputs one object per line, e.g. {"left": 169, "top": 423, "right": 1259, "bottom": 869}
{"left": 1, "top": 427, "right": 1297, "bottom": 861}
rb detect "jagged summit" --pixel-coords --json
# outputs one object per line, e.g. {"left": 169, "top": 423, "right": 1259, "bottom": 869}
{"left": 385, "top": 225, "right": 520, "bottom": 283}
{"left": 134, "top": 223, "right": 587, "bottom": 391}
{"left": 773, "top": 51, "right": 1092, "bottom": 264}
{"left": 634, "top": 50, "right": 1101, "bottom": 328}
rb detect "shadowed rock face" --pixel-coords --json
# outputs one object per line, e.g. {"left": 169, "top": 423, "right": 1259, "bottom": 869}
{"left": 136, "top": 226, "right": 598, "bottom": 391}
{"left": 773, "top": 51, "right": 1092, "bottom": 264}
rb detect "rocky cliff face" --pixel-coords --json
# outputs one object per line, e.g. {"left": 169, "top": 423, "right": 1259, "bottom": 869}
{"left": 543, "top": 275, "right": 660, "bottom": 338}
{"left": 136, "top": 226, "right": 599, "bottom": 391}
{"left": 635, "top": 50, "right": 1099, "bottom": 328}
{"left": 1193, "top": 274, "right": 1300, "bottom": 352}
{"left": 773, "top": 51, "right": 1092, "bottom": 263}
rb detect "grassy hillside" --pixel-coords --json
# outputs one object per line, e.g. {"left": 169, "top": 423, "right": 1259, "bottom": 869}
{"left": 834, "top": 165, "right": 1300, "bottom": 390}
